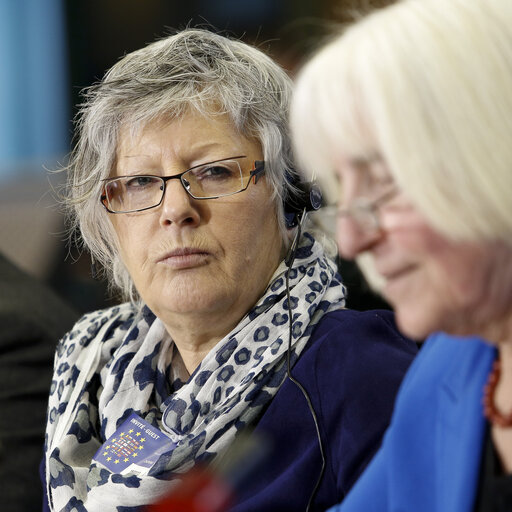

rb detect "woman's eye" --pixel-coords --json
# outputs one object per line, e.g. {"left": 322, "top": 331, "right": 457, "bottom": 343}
{"left": 373, "top": 174, "right": 394, "bottom": 187}
{"left": 197, "top": 165, "right": 234, "bottom": 180}
{"left": 125, "top": 176, "right": 158, "bottom": 188}
{"left": 370, "top": 160, "right": 393, "bottom": 186}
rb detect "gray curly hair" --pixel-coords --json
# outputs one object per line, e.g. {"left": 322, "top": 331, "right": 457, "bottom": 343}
{"left": 65, "top": 28, "right": 297, "bottom": 301}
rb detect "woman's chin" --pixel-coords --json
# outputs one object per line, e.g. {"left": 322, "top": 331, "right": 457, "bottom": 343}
{"left": 148, "top": 284, "right": 231, "bottom": 319}
{"left": 394, "top": 307, "right": 434, "bottom": 342}
{"left": 157, "top": 295, "right": 216, "bottom": 317}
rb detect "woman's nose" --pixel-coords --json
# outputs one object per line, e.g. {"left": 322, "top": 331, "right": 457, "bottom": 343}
{"left": 159, "top": 179, "right": 201, "bottom": 228}
{"left": 337, "top": 216, "right": 382, "bottom": 259}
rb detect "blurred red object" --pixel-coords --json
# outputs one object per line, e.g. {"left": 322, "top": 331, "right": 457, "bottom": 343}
{"left": 145, "top": 465, "right": 233, "bottom": 512}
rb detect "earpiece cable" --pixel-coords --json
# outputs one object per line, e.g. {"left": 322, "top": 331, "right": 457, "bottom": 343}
{"left": 285, "top": 211, "right": 326, "bottom": 512}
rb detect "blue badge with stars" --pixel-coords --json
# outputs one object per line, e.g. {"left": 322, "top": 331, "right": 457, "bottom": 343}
{"left": 92, "top": 413, "right": 176, "bottom": 475}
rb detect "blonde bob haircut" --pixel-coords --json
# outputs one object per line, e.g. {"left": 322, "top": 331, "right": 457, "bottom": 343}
{"left": 291, "top": 0, "right": 512, "bottom": 246}
{"left": 64, "top": 29, "right": 297, "bottom": 301}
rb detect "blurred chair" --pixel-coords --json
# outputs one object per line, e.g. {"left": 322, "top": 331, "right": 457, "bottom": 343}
{"left": 0, "top": 250, "right": 79, "bottom": 512}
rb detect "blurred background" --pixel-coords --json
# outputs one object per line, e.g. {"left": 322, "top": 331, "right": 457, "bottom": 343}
{"left": 0, "top": 0, "right": 391, "bottom": 314}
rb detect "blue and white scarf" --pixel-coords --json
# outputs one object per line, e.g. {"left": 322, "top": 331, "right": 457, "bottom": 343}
{"left": 45, "top": 233, "right": 346, "bottom": 511}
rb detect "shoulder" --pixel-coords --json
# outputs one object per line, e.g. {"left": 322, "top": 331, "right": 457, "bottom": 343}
{"left": 49, "top": 303, "right": 139, "bottom": 417}
{"left": 312, "top": 307, "right": 406, "bottom": 337}
{"left": 54, "top": 303, "right": 137, "bottom": 364}
{"left": 67, "top": 302, "right": 136, "bottom": 339}
{"left": 391, "top": 332, "right": 495, "bottom": 403}
{"left": 70, "top": 302, "right": 136, "bottom": 331}
{"left": 303, "top": 308, "right": 417, "bottom": 368}
{"left": 293, "top": 308, "right": 417, "bottom": 411}
{"left": 414, "top": 331, "right": 493, "bottom": 362}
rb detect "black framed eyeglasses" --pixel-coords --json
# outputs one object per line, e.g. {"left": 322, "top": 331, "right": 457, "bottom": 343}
{"left": 100, "top": 156, "right": 265, "bottom": 214}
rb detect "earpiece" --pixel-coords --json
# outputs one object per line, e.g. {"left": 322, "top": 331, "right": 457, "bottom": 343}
{"left": 283, "top": 170, "right": 323, "bottom": 229}
{"left": 283, "top": 170, "right": 323, "bottom": 267}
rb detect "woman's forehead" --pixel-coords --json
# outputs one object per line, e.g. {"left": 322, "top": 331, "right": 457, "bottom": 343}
{"left": 119, "top": 109, "right": 254, "bottom": 142}
{"left": 113, "top": 113, "right": 263, "bottom": 178}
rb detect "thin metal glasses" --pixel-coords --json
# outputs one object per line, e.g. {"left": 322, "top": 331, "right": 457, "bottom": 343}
{"left": 100, "top": 156, "right": 265, "bottom": 214}
{"left": 322, "top": 187, "right": 399, "bottom": 236}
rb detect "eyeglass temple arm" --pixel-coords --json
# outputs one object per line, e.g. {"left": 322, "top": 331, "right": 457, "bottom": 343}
{"left": 251, "top": 161, "right": 265, "bottom": 184}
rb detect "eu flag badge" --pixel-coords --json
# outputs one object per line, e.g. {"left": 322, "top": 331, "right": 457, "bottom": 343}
{"left": 92, "top": 413, "right": 176, "bottom": 475}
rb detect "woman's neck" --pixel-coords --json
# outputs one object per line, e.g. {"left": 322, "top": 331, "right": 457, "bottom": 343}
{"left": 172, "top": 337, "right": 220, "bottom": 376}
{"left": 161, "top": 313, "right": 240, "bottom": 375}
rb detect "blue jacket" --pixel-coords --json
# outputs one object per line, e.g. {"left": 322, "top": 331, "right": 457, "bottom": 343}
{"left": 329, "top": 332, "right": 496, "bottom": 512}
{"left": 230, "top": 309, "right": 417, "bottom": 511}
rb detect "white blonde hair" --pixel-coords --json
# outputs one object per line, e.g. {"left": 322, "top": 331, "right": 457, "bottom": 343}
{"left": 291, "top": 0, "right": 512, "bottom": 246}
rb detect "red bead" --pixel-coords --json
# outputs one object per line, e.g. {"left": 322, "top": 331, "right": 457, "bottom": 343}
{"left": 482, "top": 359, "right": 512, "bottom": 428}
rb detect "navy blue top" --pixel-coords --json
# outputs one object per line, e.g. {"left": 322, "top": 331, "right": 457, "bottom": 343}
{"left": 230, "top": 309, "right": 417, "bottom": 511}
{"left": 41, "top": 308, "right": 416, "bottom": 511}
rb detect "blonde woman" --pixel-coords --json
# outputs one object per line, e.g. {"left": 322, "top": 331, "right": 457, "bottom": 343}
{"left": 291, "top": 0, "right": 512, "bottom": 510}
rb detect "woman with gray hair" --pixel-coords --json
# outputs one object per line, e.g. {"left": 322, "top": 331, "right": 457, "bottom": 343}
{"left": 43, "top": 29, "right": 415, "bottom": 511}
{"left": 291, "top": 0, "right": 512, "bottom": 510}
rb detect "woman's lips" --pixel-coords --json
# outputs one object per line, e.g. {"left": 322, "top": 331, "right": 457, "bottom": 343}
{"left": 158, "top": 248, "right": 210, "bottom": 269}
{"left": 381, "top": 265, "right": 415, "bottom": 281}
{"left": 380, "top": 264, "right": 417, "bottom": 294}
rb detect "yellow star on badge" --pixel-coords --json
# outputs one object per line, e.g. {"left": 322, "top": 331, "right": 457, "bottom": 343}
{"left": 120, "top": 432, "right": 125, "bottom": 437}
{"left": 136, "top": 432, "right": 141, "bottom": 437}
{"left": 124, "top": 458, "right": 129, "bottom": 462}
{"left": 128, "top": 429, "right": 134, "bottom": 434}
{"left": 103, "top": 451, "right": 108, "bottom": 456}
{"left": 132, "top": 452, "right": 138, "bottom": 458}
{"left": 112, "top": 438, "right": 117, "bottom": 442}
{"left": 114, "top": 459, "right": 120, "bottom": 464}
{"left": 106, "top": 445, "right": 111, "bottom": 449}
{"left": 106, "top": 457, "right": 112, "bottom": 461}
{"left": 138, "top": 445, "right": 144, "bottom": 450}
{"left": 140, "top": 437, "right": 146, "bottom": 442}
